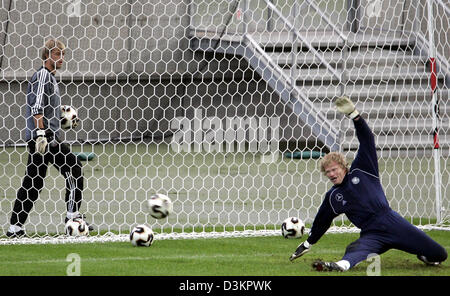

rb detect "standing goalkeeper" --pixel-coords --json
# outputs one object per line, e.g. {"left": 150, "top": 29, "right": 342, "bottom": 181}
{"left": 289, "top": 96, "right": 447, "bottom": 271}
{"left": 6, "top": 39, "right": 91, "bottom": 238}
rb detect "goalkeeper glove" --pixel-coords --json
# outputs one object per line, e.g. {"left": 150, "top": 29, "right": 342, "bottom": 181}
{"left": 289, "top": 241, "right": 311, "bottom": 262}
{"left": 335, "top": 96, "right": 359, "bottom": 119}
{"left": 72, "top": 117, "right": 80, "bottom": 129}
{"left": 35, "top": 130, "right": 48, "bottom": 155}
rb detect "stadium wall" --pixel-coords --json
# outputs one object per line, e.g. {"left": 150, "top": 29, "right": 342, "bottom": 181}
{"left": 0, "top": 0, "right": 305, "bottom": 147}
{"left": 0, "top": 0, "right": 448, "bottom": 148}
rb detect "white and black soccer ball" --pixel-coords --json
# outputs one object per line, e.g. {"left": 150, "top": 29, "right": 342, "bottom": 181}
{"left": 145, "top": 193, "right": 173, "bottom": 219}
{"left": 60, "top": 105, "right": 79, "bottom": 129}
{"left": 130, "top": 224, "right": 154, "bottom": 247}
{"left": 281, "top": 217, "right": 305, "bottom": 239}
{"left": 65, "top": 217, "right": 89, "bottom": 236}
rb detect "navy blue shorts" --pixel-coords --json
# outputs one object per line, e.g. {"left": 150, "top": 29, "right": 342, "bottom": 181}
{"left": 342, "top": 210, "right": 447, "bottom": 267}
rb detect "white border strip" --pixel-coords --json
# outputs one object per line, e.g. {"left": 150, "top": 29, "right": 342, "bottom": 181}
{"left": 0, "top": 225, "right": 448, "bottom": 246}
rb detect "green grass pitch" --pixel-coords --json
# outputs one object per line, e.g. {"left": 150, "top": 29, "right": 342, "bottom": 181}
{"left": 0, "top": 231, "right": 448, "bottom": 276}
{"left": 1, "top": 143, "right": 448, "bottom": 281}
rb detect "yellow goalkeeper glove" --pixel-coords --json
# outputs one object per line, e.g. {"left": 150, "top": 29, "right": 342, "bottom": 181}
{"left": 336, "top": 96, "right": 359, "bottom": 119}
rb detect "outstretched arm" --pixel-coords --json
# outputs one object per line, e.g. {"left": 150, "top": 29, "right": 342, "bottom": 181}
{"left": 306, "top": 194, "right": 337, "bottom": 245}
{"left": 289, "top": 193, "right": 337, "bottom": 262}
{"left": 335, "top": 96, "right": 379, "bottom": 176}
{"left": 352, "top": 116, "right": 379, "bottom": 175}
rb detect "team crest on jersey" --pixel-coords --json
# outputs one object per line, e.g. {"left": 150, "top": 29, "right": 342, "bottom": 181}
{"left": 352, "top": 177, "right": 360, "bottom": 184}
{"left": 335, "top": 193, "right": 344, "bottom": 202}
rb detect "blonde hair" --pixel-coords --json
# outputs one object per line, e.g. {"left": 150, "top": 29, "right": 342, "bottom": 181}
{"left": 41, "top": 39, "right": 66, "bottom": 61}
{"left": 319, "top": 152, "right": 349, "bottom": 174}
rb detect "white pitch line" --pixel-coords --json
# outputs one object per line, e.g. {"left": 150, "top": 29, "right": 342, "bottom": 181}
{"left": 2, "top": 249, "right": 345, "bottom": 266}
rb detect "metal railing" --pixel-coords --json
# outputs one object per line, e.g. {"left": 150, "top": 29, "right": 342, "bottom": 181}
{"left": 256, "top": 0, "right": 342, "bottom": 83}
{"left": 302, "top": 0, "right": 348, "bottom": 41}
{"left": 243, "top": 33, "right": 339, "bottom": 150}
{"left": 240, "top": 0, "right": 345, "bottom": 151}
{"left": 436, "top": 0, "right": 450, "bottom": 16}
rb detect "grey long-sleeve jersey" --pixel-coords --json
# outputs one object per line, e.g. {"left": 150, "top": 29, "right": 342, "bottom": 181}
{"left": 25, "top": 66, "right": 61, "bottom": 142}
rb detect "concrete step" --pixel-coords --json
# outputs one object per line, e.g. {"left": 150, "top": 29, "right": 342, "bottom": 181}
{"left": 192, "top": 29, "right": 416, "bottom": 50}
{"left": 332, "top": 117, "right": 450, "bottom": 136}
{"left": 340, "top": 133, "right": 449, "bottom": 153}
{"left": 298, "top": 84, "right": 449, "bottom": 101}
{"left": 283, "top": 66, "right": 444, "bottom": 84}
{"left": 315, "top": 101, "right": 450, "bottom": 118}
{"left": 342, "top": 146, "right": 449, "bottom": 158}
{"left": 269, "top": 49, "right": 427, "bottom": 68}
{"left": 253, "top": 31, "right": 415, "bottom": 49}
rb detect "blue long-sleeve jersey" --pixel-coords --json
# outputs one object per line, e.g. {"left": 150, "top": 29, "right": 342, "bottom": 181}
{"left": 307, "top": 116, "right": 391, "bottom": 245}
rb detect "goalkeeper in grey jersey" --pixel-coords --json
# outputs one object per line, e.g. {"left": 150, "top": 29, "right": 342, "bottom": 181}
{"left": 6, "top": 39, "right": 92, "bottom": 238}
{"left": 289, "top": 96, "right": 447, "bottom": 271}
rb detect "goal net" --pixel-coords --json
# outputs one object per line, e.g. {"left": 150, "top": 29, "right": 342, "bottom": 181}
{"left": 0, "top": 0, "right": 448, "bottom": 244}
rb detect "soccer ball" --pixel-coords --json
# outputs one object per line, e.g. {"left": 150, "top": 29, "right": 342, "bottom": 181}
{"left": 60, "top": 105, "right": 80, "bottom": 129}
{"left": 130, "top": 224, "right": 154, "bottom": 247}
{"left": 65, "top": 217, "right": 89, "bottom": 236}
{"left": 145, "top": 193, "right": 173, "bottom": 219}
{"left": 281, "top": 217, "right": 305, "bottom": 239}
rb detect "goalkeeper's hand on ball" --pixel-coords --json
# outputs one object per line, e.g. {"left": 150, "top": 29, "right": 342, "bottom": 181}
{"left": 289, "top": 241, "right": 311, "bottom": 262}
{"left": 335, "top": 96, "right": 359, "bottom": 119}
{"left": 35, "top": 130, "right": 48, "bottom": 155}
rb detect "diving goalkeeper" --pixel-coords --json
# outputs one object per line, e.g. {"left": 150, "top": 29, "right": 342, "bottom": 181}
{"left": 289, "top": 96, "right": 447, "bottom": 271}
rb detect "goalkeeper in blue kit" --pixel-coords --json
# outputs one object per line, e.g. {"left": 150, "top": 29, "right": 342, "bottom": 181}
{"left": 289, "top": 96, "right": 447, "bottom": 271}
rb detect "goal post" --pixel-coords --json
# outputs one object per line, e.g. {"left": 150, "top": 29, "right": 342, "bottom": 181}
{"left": 0, "top": 0, "right": 449, "bottom": 245}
